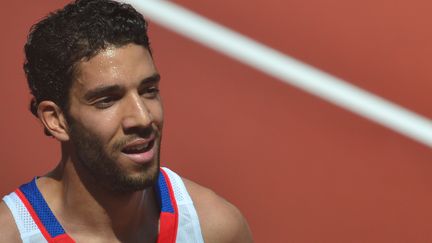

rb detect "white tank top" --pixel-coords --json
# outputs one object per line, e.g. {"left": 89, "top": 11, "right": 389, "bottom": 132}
{"left": 2, "top": 167, "right": 204, "bottom": 243}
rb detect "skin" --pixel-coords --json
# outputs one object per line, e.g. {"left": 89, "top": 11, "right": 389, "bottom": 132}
{"left": 0, "top": 44, "right": 252, "bottom": 242}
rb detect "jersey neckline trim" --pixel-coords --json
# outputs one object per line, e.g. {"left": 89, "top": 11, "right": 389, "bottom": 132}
{"left": 14, "top": 167, "right": 178, "bottom": 243}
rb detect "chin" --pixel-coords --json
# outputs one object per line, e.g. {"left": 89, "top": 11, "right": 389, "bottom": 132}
{"left": 111, "top": 160, "right": 160, "bottom": 193}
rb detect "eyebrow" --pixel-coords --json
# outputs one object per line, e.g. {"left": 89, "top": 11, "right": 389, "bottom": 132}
{"left": 140, "top": 73, "right": 161, "bottom": 86}
{"left": 83, "top": 73, "right": 161, "bottom": 101}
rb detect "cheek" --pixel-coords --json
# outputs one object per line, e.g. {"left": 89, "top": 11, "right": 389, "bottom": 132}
{"left": 149, "top": 101, "right": 164, "bottom": 124}
{"left": 72, "top": 108, "right": 120, "bottom": 140}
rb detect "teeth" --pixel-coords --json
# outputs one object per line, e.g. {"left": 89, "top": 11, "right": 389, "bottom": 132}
{"left": 124, "top": 143, "right": 149, "bottom": 153}
{"left": 136, "top": 143, "right": 149, "bottom": 150}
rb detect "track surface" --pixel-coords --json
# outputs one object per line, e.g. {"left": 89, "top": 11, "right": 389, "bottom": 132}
{"left": 1, "top": 1, "right": 432, "bottom": 242}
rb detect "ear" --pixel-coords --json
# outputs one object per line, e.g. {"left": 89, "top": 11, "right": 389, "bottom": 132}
{"left": 37, "top": 101, "right": 70, "bottom": 141}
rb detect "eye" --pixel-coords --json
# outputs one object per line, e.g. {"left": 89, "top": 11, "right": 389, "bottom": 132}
{"left": 94, "top": 96, "right": 119, "bottom": 109}
{"left": 141, "top": 86, "right": 160, "bottom": 99}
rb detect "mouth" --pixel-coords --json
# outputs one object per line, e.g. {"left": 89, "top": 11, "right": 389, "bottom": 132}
{"left": 122, "top": 140, "right": 154, "bottom": 154}
{"left": 121, "top": 138, "right": 156, "bottom": 164}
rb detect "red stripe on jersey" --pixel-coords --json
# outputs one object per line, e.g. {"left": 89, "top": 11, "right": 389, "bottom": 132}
{"left": 158, "top": 212, "right": 177, "bottom": 243}
{"left": 52, "top": 233, "right": 75, "bottom": 243}
{"left": 15, "top": 189, "right": 53, "bottom": 241}
{"left": 157, "top": 169, "right": 179, "bottom": 243}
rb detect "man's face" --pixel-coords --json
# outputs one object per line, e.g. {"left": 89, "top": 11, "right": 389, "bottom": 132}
{"left": 67, "top": 44, "right": 163, "bottom": 193}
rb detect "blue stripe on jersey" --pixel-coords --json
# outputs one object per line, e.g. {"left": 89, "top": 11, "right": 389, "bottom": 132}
{"left": 155, "top": 170, "right": 175, "bottom": 213}
{"left": 19, "top": 178, "right": 66, "bottom": 237}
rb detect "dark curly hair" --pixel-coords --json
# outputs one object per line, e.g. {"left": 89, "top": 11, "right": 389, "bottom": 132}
{"left": 24, "top": 0, "right": 151, "bottom": 135}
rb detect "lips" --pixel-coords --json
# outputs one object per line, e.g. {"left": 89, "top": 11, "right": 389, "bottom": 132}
{"left": 121, "top": 137, "right": 156, "bottom": 164}
{"left": 122, "top": 140, "right": 154, "bottom": 154}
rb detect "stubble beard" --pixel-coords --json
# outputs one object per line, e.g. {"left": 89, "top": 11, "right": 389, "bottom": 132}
{"left": 68, "top": 120, "right": 161, "bottom": 194}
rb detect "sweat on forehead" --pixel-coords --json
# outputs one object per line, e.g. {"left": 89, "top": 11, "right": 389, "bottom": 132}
{"left": 73, "top": 44, "right": 157, "bottom": 90}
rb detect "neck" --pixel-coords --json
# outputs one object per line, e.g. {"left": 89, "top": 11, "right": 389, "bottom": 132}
{"left": 39, "top": 148, "right": 159, "bottom": 241}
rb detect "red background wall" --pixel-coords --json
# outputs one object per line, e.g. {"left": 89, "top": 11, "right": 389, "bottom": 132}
{"left": 2, "top": 1, "right": 432, "bottom": 242}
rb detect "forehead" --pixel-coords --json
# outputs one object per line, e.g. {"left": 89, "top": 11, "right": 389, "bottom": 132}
{"left": 74, "top": 44, "right": 156, "bottom": 90}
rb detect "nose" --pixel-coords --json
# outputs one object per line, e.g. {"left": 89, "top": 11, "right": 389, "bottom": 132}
{"left": 121, "top": 94, "right": 153, "bottom": 132}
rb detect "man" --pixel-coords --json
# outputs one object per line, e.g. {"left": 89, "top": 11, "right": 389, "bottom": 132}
{"left": 0, "top": 0, "right": 253, "bottom": 242}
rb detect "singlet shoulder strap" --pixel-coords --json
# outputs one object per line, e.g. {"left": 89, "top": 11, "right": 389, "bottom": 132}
{"left": 161, "top": 167, "right": 204, "bottom": 243}
{"left": 2, "top": 179, "right": 74, "bottom": 243}
{"left": 3, "top": 191, "right": 47, "bottom": 242}
{"left": 156, "top": 168, "right": 179, "bottom": 243}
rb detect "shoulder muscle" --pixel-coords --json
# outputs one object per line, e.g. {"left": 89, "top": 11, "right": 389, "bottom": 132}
{"left": 183, "top": 178, "right": 253, "bottom": 243}
{"left": 0, "top": 200, "right": 21, "bottom": 242}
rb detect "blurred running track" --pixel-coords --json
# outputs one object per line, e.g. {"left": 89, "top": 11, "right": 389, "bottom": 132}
{"left": 1, "top": 1, "right": 432, "bottom": 242}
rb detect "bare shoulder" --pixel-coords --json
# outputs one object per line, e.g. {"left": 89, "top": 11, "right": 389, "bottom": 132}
{"left": 182, "top": 178, "right": 253, "bottom": 243}
{"left": 0, "top": 200, "right": 21, "bottom": 242}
